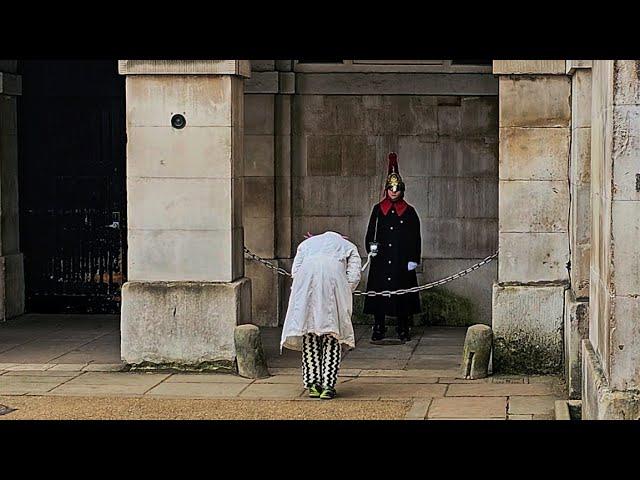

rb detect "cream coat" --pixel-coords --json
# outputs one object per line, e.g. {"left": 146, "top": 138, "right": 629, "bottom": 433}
{"left": 280, "top": 232, "right": 362, "bottom": 352}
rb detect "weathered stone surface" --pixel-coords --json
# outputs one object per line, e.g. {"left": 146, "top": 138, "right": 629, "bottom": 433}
{"left": 251, "top": 60, "right": 275, "bottom": 72}
{"left": 461, "top": 97, "right": 499, "bottom": 137}
{"left": 564, "top": 290, "right": 589, "bottom": 399}
{"left": 460, "top": 324, "right": 492, "bottom": 379}
{"left": 119, "top": 60, "right": 250, "bottom": 77}
{"left": 422, "top": 219, "right": 498, "bottom": 259}
{"left": 244, "top": 217, "right": 275, "bottom": 259}
{"left": 612, "top": 105, "right": 640, "bottom": 201}
{"left": 244, "top": 134, "right": 275, "bottom": 177}
{"left": 234, "top": 324, "right": 270, "bottom": 379}
{"left": 612, "top": 201, "right": 640, "bottom": 295}
{"left": 493, "top": 60, "right": 566, "bottom": 75}
{"left": 572, "top": 69, "right": 592, "bottom": 128}
{"left": 244, "top": 94, "right": 274, "bottom": 135}
{"left": 244, "top": 176, "right": 275, "bottom": 219}
{"left": 0, "top": 95, "right": 17, "bottom": 133}
{"left": 121, "top": 279, "right": 251, "bottom": 366}
{"left": 447, "top": 383, "right": 553, "bottom": 396}
{"left": 499, "top": 76, "right": 571, "bottom": 127}
{"left": 0, "top": 72, "right": 21, "bottom": 95}
{"left": 492, "top": 284, "right": 564, "bottom": 374}
{"left": 292, "top": 176, "right": 375, "bottom": 217}
{"left": 582, "top": 339, "right": 640, "bottom": 419}
{"left": 296, "top": 73, "right": 498, "bottom": 96}
{"left": 126, "top": 126, "right": 236, "bottom": 178}
{"left": 614, "top": 60, "right": 640, "bottom": 105}
{"left": 610, "top": 296, "right": 640, "bottom": 391}
{"left": 244, "top": 260, "right": 279, "bottom": 327}
{"left": 245, "top": 72, "right": 279, "bottom": 94}
{"left": 498, "top": 232, "right": 569, "bottom": 282}
{"left": 0, "top": 254, "right": 24, "bottom": 320}
{"left": 499, "top": 181, "right": 569, "bottom": 233}
{"left": 570, "top": 242, "right": 590, "bottom": 299}
{"left": 508, "top": 395, "right": 557, "bottom": 415}
{"left": 126, "top": 76, "right": 238, "bottom": 127}
{"left": 571, "top": 127, "right": 591, "bottom": 185}
{"left": 499, "top": 128, "right": 570, "bottom": 180}
{"left": 0, "top": 61, "right": 17, "bottom": 73}
{"left": 428, "top": 177, "right": 497, "bottom": 218}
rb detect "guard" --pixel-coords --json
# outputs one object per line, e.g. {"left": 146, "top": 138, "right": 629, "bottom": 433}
{"left": 364, "top": 152, "right": 422, "bottom": 343}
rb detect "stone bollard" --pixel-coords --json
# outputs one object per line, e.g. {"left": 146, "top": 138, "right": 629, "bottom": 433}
{"left": 234, "top": 324, "right": 270, "bottom": 379}
{"left": 461, "top": 324, "right": 493, "bottom": 379}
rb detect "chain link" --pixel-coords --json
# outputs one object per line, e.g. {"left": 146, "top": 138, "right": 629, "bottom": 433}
{"left": 244, "top": 247, "right": 498, "bottom": 297}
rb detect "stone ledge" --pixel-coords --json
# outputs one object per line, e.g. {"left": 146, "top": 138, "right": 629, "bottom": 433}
{"left": 118, "top": 60, "right": 251, "bottom": 78}
{"left": 566, "top": 60, "right": 593, "bottom": 75}
{"left": 493, "top": 60, "right": 566, "bottom": 75}
{"left": 245, "top": 71, "right": 278, "bottom": 94}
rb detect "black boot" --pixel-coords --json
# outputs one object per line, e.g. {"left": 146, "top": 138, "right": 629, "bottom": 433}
{"left": 396, "top": 316, "right": 411, "bottom": 343}
{"left": 371, "top": 315, "right": 386, "bottom": 343}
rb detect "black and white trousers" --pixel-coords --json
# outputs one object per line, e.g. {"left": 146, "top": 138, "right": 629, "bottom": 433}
{"left": 301, "top": 333, "right": 342, "bottom": 389}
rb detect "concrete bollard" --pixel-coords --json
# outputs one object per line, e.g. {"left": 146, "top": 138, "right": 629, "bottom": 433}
{"left": 461, "top": 324, "right": 493, "bottom": 379}
{"left": 234, "top": 324, "right": 270, "bottom": 379}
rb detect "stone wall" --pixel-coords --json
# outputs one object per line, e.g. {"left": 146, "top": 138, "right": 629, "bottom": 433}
{"left": 243, "top": 62, "right": 500, "bottom": 327}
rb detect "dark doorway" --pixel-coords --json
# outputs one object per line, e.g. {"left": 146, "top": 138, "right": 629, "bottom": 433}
{"left": 18, "top": 60, "right": 126, "bottom": 313}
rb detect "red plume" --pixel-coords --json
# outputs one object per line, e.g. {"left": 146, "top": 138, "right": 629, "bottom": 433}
{"left": 387, "top": 152, "right": 399, "bottom": 175}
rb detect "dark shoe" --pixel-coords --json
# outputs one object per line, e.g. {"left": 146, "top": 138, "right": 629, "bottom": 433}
{"left": 371, "top": 325, "right": 386, "bottom": 343}
{"left": 397, "top": 328, "right": 412, "bottom": 343}
{"left": 308, "top": 384, "right": 322, "bottom": 398}
{"left": 319, "top": 386, "right": 337, "bottom": 400}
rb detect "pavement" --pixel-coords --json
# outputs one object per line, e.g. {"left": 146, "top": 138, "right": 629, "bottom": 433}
{"left": 0, "top": 314, "right": 567, "bottom": 420}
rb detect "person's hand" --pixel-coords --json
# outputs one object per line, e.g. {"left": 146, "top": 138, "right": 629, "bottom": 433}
{"left": 407, "top": 261, "right": 418, "bottom": 271}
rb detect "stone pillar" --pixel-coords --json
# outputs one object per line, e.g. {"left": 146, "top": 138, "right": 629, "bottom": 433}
{"left": 0, "top": 60, "right": 25, "bottom": 321}
{"left": 242, "top": 60, "right": 295, "bottom": 327}
{"left": 492, "top": 61, "right": 571, "bottom": 374}
{"left": 583, "top": 60, "right": 640, "bottom": 419}
{"left": 119, "top": 60, "right": 252, "bottom": 369}
{"left": 565, "top": 61, "right": 592, "bottom": 398}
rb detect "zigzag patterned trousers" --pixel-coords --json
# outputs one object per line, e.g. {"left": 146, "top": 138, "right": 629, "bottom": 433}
{"left": 301, "top": 333, "right": 342, "bottom": 389}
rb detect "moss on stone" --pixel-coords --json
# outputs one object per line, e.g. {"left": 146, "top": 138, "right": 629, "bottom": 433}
{"left": 493, "top": 336, "right": 563, "bottom": 375}
{"left": 127, "top": 360, "right": 236, "bottom": 374}
{"left": 418, "top": 287, "right": 478, "bottom": 327}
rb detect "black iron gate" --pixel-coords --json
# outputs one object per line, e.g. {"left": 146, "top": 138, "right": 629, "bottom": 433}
{"left": 18, "top": 60, "right": 126, "bottom": 313}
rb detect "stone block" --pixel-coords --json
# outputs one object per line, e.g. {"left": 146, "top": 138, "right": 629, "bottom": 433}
{"left": 614, "top": 60, "right": 640, "bottom": 105}
{"left": 492, "top": 284, "right": 565, "bottom": 374}
{"left": 460, "top": 97, "right": 499, "bottom": 137}
{"left": 243, "top": 176, "right": 275, "bottom": 219}
{"left": 127, "top": 177, "right": 232, "bottom": 230}
{"left": 419, "top": 258, "right": 497, "bottom": 325}
{"left": 459, "top": 137, "right": 499, "bottom": 177}
{"left": 119, "top": 60, "right": 250, "bottom": 77}
{"left": 329, "top": 96, "right": 367, "bottom": 135}
{"left": 570, "top": 242, "right": 590, "bottom": 298}
{"left": 121, "top": 278, "right": 251, "bottom": 366}
{"left": 244, "top": 217, "right": 275, "bottom": 259}
{"left": 493, "top": 60, "right": 566, "bottom": 75}
{"left": 275, "top": 95, "right": 292, "bottom": 137}
{"left": 306, "top": 135, "right": 341, "bottom": 175}
{"left": 428, "top": 177, "right": 498, "bottom": 218}
{"left": 126, "top": 75, "right": 235, "bottom": 127}
{"left": 422, "top": 218, "right": 498, "bottom": 259}
{"left": 341, "top": 136, "right": 377, "bottom": 176}
{"left": 128, "top": 229, "right": 236, "bottom": 282}
{"left": 397, "top": 136, "right": 438, "bottom": 177}
{"left": 292, "top": 95, "right": 338, "bottom": 135}
{"left": 610, "top": 296, "right": 640, "bottom": 391}
{"left": 498, "top": 232, "right": 569, "bottom": 282}
{"left": 279, "top": 72, "right": 295, "bottom": 94}
{"left": 126, "top": 126, "right": 235, "bottom": 178}
{"left": 251, "top": 60, "right": 275, "bottom": 72}
{"left": 612, "top": 201, "right": 640, "bottom": 295}
{"left": 499, "top": 76, "right": 571, "bottom": 127}
{"left": 244, "top": 260, "right": 279, "bottom": 327}
{"left": 234, "top": 324, "right": 270, "bottom": 379}
{"left": 572, "top": 69, "right": 592, "bottom": 128}
{"left": 564, "top": 290, "right": 589, "bottom": 399}
{"left": 233, "top": 177, "right": 244, "bottom": 230}
{"left": 292, "top": 176, "right": 375, "bottom": 217}
{"left": 447, "top": 383, "right": 554, "bottom": 396}
{"left": 499, "top": 180, "right": 569, "bottom": 233}
{"left": 571, "top": 127, "right": 591, "bottom": 185}
{"left": 508, "top": 395, "right": 557, "bottom": 415}
{"left": 428, "top": 396, "right": 507, "bottom": 419}
{"left": 245, "top": 72, "right": 279, "bottom": 94}
{"left": 612, "top": 105, "right": 640, "bottom": 201}
{"left": 402, "top": 176, "right": 429, "bottom": 219}
{"left": 244, "top": 134, "right": 275, "bottom": 177}
{"left": 499, "top": 127, "right": 570, "bottom": 180}
{"left": 460, "top": 324, "right": 492, "bottom": 379}
{"left": 244, "top": 94, "right": 274, "bottom": 135}
{"left": 0, "top": 72, "right": 21, "bottom": 95}
{"left": 437, "top": 105, "right": 460, "bottom": 136}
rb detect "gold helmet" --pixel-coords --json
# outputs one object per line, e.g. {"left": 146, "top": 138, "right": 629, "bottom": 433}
{"left": 385, "top": 152, "right": 405, "bottom": 192}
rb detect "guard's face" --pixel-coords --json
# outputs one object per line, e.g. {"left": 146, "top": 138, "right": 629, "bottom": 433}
{"left": 387, "top": 188, "right": 401, "bottom": 200}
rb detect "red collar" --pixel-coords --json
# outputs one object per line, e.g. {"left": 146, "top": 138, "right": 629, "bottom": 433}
{"left": 379, "top": 197, "right": 409, "bottom": 216}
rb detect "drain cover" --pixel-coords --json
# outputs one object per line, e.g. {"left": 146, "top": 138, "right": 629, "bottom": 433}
{"left": 0, "top": 404, "right": 17, "bottom": 416}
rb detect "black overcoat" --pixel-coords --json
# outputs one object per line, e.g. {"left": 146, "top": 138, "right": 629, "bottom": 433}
{"left": 363, "top": 201, "right": 422, "bottom": 316}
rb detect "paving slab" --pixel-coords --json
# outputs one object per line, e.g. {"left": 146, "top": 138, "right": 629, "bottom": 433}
{"left": 360, "top": 369, "right": 459, "bottom": 377}
{"left": 405, "top": 399, "right": 432, "bottom": 420}
{"left": 428, "top": 397, "right": 508, "bottom": 419}
{"left": 335, "top": 382, "right": 447, "bottom": 400}
{"left": 48, "top": 383, "right": 155, "bottom": 396}
{"left": 164, "top": 373, "right": 253, "bottom": 384}
{"left": 340, "top": 358, "right": 408, "bottom": 369}
{"left": 64, "top": 372, "right": 169, "bottom": 388}
{"left": 238, "top": 384, "right": 306, "bottom": 399}
{"left": 6, "top": 364, "right": 56, "bottom": 371}
{"left": 508, "top": 396, "right": 558, "bottom": 415}
{"left": 350, "top": 376, "right": 438, "bottom": 384}
{"left": 81, "top": 364, "right": 125, "bottom": 372}
{"left": 446, "top": 383, "right": 554, "bottom": 397}
{"left": 47, "top": 364, "right": 89, "bottom": 372}
{"left": 508, "top": 414, "right": 534, "bottom": 420}
{"left": 146, "top": 382, "right": 249, "bottom": 398}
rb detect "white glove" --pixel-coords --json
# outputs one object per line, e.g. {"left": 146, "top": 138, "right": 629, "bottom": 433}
{"left": 408, "top": 261, "right": 418, "bottom": 271}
